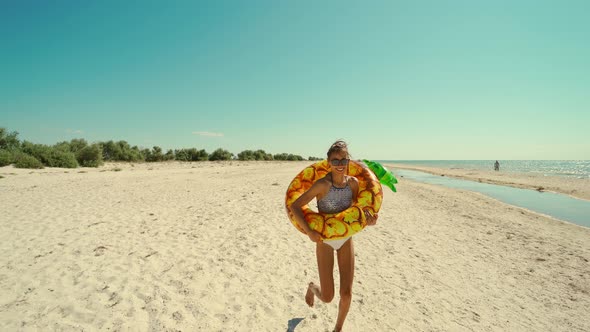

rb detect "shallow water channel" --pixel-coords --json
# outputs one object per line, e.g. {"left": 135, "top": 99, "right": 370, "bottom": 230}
{"left": 394, "top": 169, "right": 590, "bottom": 228}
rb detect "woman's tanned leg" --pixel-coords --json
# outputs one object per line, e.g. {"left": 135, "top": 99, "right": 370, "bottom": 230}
{"left": 306, "top": 242, "right": 335, "bottom": 306}
{"left": 334, "top": 238, "right": 354, "bottom": 332}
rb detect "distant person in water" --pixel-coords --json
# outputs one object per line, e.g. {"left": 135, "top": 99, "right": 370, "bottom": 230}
{"left": 494, "top": 160, "right": 500, "bottom": 171}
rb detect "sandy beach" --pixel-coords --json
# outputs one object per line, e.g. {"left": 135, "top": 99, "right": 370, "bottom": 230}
{"left": 1, "top": 161, "right": 589, "bottom": 331}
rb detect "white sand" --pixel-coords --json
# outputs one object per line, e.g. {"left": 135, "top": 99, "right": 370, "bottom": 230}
{"left": 1, "top": 161, "right": 589, "bottom": 331}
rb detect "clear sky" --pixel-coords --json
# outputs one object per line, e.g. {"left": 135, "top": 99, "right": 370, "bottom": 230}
{"left": 2, "top": 0, "right": 589, "bottom": 160}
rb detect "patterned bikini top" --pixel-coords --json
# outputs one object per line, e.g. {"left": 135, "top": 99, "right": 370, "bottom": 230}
{"left": 317, "top": 178, "right": 353, "bottom": 214}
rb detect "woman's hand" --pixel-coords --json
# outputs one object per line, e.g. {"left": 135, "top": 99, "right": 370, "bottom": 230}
{"left": 307, "top": 230, "right": 323, "bottom": 243}
{"left": 364, "top": 210, "right": 379, "bottom": 226}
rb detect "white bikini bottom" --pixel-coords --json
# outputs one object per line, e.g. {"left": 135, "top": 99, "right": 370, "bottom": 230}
{"left": 324, "top": 237, "right": 351, "bottom": 250}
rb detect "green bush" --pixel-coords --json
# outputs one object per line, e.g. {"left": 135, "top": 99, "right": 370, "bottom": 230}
{"left": 252, "top": 149, "right": 272, "bottom": 160}
{"left": 273, "top": 153, "right": 304, "bottom": 161}
{"left": 54, "top": 138, "right": 88, "bottom": 154}
{"left": 46, "top": 149, "right": 78, "bottom": 168}
{"left": 0, "top": 149, "right": 13, "bottom": 166}
{"left": 0, "top": 128, "right": 20, "bottom": 150}
{"left": 53, "top": 141, "right": 72, "bottom": 152}
{"left": 145, "top": 146, "right": 165, "bottom": 162}
{"left": 121, "top": 143, "right": 144, "bottom": 162}
{"left": 77, "top": 144, "right": 103, "bottom": 167}
{"left": 287, "top": 154, "right": 304, "bottom": 161}
{"left": 1, "top": 126, "right": 319, "bottom": 167}
{"left": 20, "top": 142, "right": 78, "bottom": 168}
{"left": 238, "top": 149, "right": 273, "bottom": 161}
{"left": 209, "top": 148, "right": 233, "bottom": 161}
{"left": 273, "top": 153, "right": 288, "bottom": 160}
{"left": 21, "top": 141, "right": 52, "bottom": 165}
{"left": 117, "top": 144, "right": 144, "bottom": 162}
{"left": 174, "top": 149, "right": 189, "bottom": 161}
{"left": 99, "top": 140, "right": 143, "bottom": 162}
{"left": 69, "top": 138, "right": 89, "bottom": 153}
{"left": 100, "top": 140, "right": 122, "bottom": 161}
{"left": 238, "top": 150, "right": 256, "bottom": 161}
{"left": 14, "top": 153, "right": 44, "bottom": 169}
{"left": 174, "top": 148, "right": 209, "bottom": 161}
{"left": 164, "top": 149, "right": 175, "bottom": 161}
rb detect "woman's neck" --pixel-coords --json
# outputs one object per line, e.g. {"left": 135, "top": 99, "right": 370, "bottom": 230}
{"left": 331, "top": 173, "right": 346, "bottom": 187}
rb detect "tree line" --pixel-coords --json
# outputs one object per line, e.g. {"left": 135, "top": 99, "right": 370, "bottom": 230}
{"left": 0, "top": 128, "right": 322, "bottom": 169}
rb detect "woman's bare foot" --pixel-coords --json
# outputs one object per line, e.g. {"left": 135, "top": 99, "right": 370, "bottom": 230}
{"left": 305, "top": 282, "right": 316, "bottom": 307}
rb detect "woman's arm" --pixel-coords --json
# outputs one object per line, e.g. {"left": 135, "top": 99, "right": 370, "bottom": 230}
{"left": 349, "top": 177, "right": 378, "bottom": 225}
{"left": 290, "top": 180, "right": 329, "bottom": 242}
{"left": 349, "top": 176, "right": 359, "bottom": 201}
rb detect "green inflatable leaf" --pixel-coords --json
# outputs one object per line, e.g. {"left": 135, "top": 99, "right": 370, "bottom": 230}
{"left": 362, "top": 159, "right": 398, "bottom": 192}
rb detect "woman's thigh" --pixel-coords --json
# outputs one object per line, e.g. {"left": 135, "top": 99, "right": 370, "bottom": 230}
{"left": 337, "top": 239, "right": 355, "bottom": 293}
{"left": 316, "top": 242, "right": 335, "bottom": 296}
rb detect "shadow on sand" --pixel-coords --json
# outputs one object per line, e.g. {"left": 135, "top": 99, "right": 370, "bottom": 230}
{"left": 287, "top": 317, "right": 304, "bottom": 332}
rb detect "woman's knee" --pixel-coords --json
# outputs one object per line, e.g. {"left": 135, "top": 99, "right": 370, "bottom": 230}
{"left": 340, "top": 287, "right": 352, "bottom": 300}
{"left": 321, "top": 288, "right": 335, "bottom": 303}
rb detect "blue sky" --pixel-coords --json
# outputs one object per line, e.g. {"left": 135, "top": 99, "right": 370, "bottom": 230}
{"left": 1, "top": 0, "right": 589, "bottom": 160}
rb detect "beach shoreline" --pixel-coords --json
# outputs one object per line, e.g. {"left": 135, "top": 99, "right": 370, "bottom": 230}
{"left": 1, "top": 161, "right": 589, "bottom": 331}
{"left": 384, "top": 162, "right": 590, "bottom": 201}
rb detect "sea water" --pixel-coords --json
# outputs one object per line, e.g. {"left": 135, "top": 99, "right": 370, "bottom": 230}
{"left": 378, "top": 160, "right": 590, "bottom": 179}
{"left": 393, "top": 169, "right": 590, "bottom": 228}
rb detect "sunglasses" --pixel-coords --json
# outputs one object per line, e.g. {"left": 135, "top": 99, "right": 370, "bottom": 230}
{"left": 330, "top": 158, "right": 350, "bottom": 166}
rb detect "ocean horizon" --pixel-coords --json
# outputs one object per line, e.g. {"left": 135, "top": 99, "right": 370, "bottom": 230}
{"left": 378, "top": 160, "right": 590, "bottom": 179}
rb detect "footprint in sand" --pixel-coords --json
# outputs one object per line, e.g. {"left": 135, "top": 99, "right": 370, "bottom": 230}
{"left": 94, "top": 246, "right": 107, "bottom": 256}
{"left": 172, "top": 311, "right": 183, "bottom": 322}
